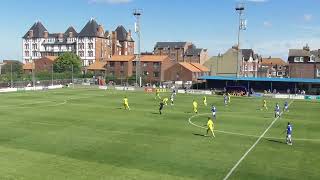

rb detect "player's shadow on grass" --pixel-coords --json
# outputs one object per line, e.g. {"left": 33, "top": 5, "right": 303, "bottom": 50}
{"left": 151, "top": 112, "right": 159, "bottom": 115}
{"left": 192, "top": 133, "right": 207, "bottom": 137}
{"left": 267, "top": 139, "right": 286, "bottom": 144}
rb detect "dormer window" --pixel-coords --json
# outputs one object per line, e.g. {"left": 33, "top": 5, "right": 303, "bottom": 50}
{"left": 294, "top": 57, "right": 304, "bottom": 62}
{"left": 310, "top": 55, "right": 315, "bottom": 62}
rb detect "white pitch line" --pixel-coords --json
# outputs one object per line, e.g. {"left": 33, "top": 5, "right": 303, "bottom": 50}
{"left": 222, "top": 100, "right": 294, "bottom": 180}
{"left": 189, "top": 113, "right": 320, "bottom": 142}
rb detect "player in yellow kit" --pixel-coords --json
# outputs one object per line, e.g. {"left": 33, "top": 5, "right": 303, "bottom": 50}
{"left": 155, "top": 90, "right": 161, "bottom": 100}
{"left": 227, "top": 93, "right": 231, "bottom": 103}
{"left": 261, "top": 99, "right": 268, "bottom": 110}
{"left": 162, "top": 97, "right": 169, "bottom": 106}
{"left": 193, "top": 99, "right": 198, "bottom": 114}
{"left": 205, "top": 117, "right": 215, "bottom": 138}
{"left": 123, "top": 96, "right": 130, "bottom": 110}
{"left": 203, "top": 96, "right": 207, "bottom": 106}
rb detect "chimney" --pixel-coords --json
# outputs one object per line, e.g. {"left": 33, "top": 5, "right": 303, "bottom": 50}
{"left": 28, "top": 30, "right": 34, "bottom": 38}
{"left": 58, "top": 33, "right": 63, "bottom": 39}
{"left": 97, "top": 25, "right": 104, "bottom": 37}
{"left": 44, "top": 31, "right": 48, "bottom": 38}
{"left": 126, "top": 30, "right": 132, "bottom": 41}
{"left": 303, "top": 44, "right": 310, "bottom": 51}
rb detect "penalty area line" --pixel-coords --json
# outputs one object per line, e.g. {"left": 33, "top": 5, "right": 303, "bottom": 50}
{"left": 222, "top": 100, "right": 294, "bottom": 180}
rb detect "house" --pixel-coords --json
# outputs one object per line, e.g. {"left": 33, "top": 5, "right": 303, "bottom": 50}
{"left": 204, "top": 47, "right": 260, "bottom": 77}
{"left": 153, "top": 42, "right": 209, "bottom": 64}
{"left": 0, "top": 60, "right": 24, "bottom": 74}
{"left": 164, "top": 62, "right": 209, "bottom": 82}
{"left": 87, "top": 55, "right": 172, "bottom": 83}
{"left": 23, "top": 56, "right": 57, "bottom": 74}
{"left": 258, "top": 57, "right": 288, "bottom": 78}
{"left": 288, "top": 45, "right": 320, "bottom": 79}
{"left": 22, "top": 19, "right": 134, "bottom": 70}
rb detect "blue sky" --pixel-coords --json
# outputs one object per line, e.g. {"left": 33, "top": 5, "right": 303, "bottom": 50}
{"left": 0, "top": 0, "right": 319, "bottom": 60}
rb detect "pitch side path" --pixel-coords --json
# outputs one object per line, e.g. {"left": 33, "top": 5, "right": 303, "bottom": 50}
{"left": 0, "top": 88, "right": 319, "bottom": 180}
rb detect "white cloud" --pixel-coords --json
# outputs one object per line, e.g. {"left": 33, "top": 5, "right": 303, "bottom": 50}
{"left": 304, "top": 14, "right": 313, "bottom": 22}
{"left": 263, "top": 21, "right": 272, "bottom": 27}
{"left": 88, "top": 0, "right": 132, "bottom": 4}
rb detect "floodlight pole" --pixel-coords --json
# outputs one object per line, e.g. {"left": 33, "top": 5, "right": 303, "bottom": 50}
{"left": 236, "top": 3, "right": 246, "bottom": 78}
{"left": 32, "top": 58, "right": 35, "bottom": 90}
{"left": 10, "top": 64, "right": 13, "bottom": 88}
{"left": 51, "top": 64, "right": 54, "bottom": 86}
{"left": 71, "top": 64, "right": 74, "bottom": 88}
{"left": 133, "top": 9, "right": 142, "bottom": 87}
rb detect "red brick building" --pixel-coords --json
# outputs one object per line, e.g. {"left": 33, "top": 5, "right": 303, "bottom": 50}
{"left": 258, "top": 57, "right": 288, "bottom": 78}
{"left": 23, "top": 56, "right": 57, "bottom": 73}
{"left": 153, "top": 42, "right": 209, "bottom": 64}
{"left": 288, "top": 45, "right": 320, "bottom": 79}
{"left": 164, "top": 62, "right": 209, "bottom": 82}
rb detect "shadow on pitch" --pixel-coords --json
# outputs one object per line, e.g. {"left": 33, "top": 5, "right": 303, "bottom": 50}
{"left": 267, "top": 139, "right": 286, "bottom": 144}
{"left": 193, "top": 133, "right": 207, "bottom": 137}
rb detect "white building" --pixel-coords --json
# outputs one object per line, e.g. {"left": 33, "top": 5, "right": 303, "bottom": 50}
{"left": 22, "top": 19, "right": 134, "bottom": 70}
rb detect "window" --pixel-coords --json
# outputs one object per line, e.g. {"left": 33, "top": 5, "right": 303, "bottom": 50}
{"left": 120, "top": 62, "right": 124, "bottom": 68}
{"left": 32, "top": 44, "right": 37, "bottom": 50}
{"left": 153, "top": 72, "right": 160, "bottom": 78}
{"left": 120, "top": 71, "right": 124, "bottom": 76}
{"left": 317, "top": 69, "right": 320, "bottom": 77}
{"left": 143, "top": 62, "right": 148, "bottom": 67}
{"left": 294, "top": 57, "right": 303, "bottom": 62}
{"left": 153, "top": 62, "right": 160, "bottom": 69}
{"left": 24, "top": 44, "right": 29, "bottom": 49}
{"left": 109, "top": 62, "right": 115, "bottom": 68}
{"left": 88, "top": 51, "right": 93, "bottom": 57}
{"left": 277, "top": 71, "right": 283, "bottom": 76}
{"left": 79, "top": 51, "right": 84, "bottom": 57}
{"left": 310, "top": 55, "right": 316, "bottom": 62}
{"left": 32, "top": 51, "right": 37, "bottom": 57}
{"left": 133, "top": 61, "right": 136, "bottom": 67}
{"left": 25, "top": 51, "right": 29, "bottom": 57}
{"left": 88, "top": 43, "right": 93, "bottom": 49}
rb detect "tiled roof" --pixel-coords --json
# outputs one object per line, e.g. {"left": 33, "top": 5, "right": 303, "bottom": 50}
{"left": 64, "top": 26, "right": 78, "bottom": 37}
{"left": 78, "top": 19, "right": 101, "bottom": 37}
{"left": 23, "top": 21, "right": 48, "bottom": 38}
{"left": 179, "top": 62, "right": 202, "bottom": 72}
{"left": 138, "top": 55, "right": 169, "bottom": 62}
{"left": 115, "top": 25, "right": 133, "bottom": 42}
{"left": 241, "top": 49, "right": 254, "bottom": 61}
{"left": 87, "top": 61, "right": 107, "bottom": 70}
{"left": 190, "top": 63, "right": 209, "bottom": 72}
{"left": 154, "top": 42, "right": 188, "bottom": 49}
{"left": 23, "top": 63, "right": 34, "bottom": 70}
{"left": 44, "top": 56, "right": 58, "bottom": 61}
{"left": 261, "top": 58, "right": 287, "bottom": 66}
{"left": 110, "top": 55, "right": 135, "bottom": 62}
{"left": 289, "top": 49, "right": 310, "bottom": 57}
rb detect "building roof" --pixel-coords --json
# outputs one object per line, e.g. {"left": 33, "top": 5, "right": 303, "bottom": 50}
{"left": 23, "top": 63, "right": 34, "bottom": 70}
{"left": 110, "top": 55, "right": 135, "bottom": 62}
{"left": 115, "top": 25, "right": 133, "bottom": 42}
{"left": 261, "top": 58, "right": 287, "bottom": 66}
{"left": 190, "top": 63, "right": 209, "bottom": 72}
{"left": 185, "top": 47, "right": 203, "bottom": 56}
{"left": 241, "top": 49, "right": 254, "bottom": 61}
{"left": 289, "top": 49, "right": 311, "bottom": 57}
{"left": 310, "top": 50, "right": 320, "bottom": 62}
{"left": 23, "top": 21, "right": 48, "bottom": 38}
{"left": 64, "top": 26, "right": 78, "bottom": 37}
{"left": 179, "top": 62, "right": 202, "bottom": 72}
{"left": 87, "top": 61, "right": 107, "bottom": 70}
{"left": 138, "top": 55, "right": 169, "bottom": 62}
{"left": 44, "top": 56, "right": 58, "bottom": 61}
{"left": 198, "top": 76, "right": 320, "bottom": 83}
{"left": 154, "top": 42, "right": 188, "bottom": 49}
{"left": 78, "top": 19, "right": 101, "bottom": 37}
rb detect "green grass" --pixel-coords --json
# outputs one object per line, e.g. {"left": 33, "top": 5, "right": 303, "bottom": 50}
{"left": 0, "top": 88, "right": 319, "bottom": 180}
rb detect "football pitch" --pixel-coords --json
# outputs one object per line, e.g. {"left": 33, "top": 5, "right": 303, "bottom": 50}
{"left": 0, "top": 88, "right": 319, "bottom": 180}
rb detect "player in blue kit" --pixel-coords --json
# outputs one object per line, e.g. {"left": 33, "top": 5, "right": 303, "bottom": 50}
{"left": 283, "top": 101, "right": 289, "bottom": 112}
{"left": 275, "top": 103, "right": 280, "bottom": 118}
{"left": 285, "top": 122, "right": 293, "bottom": 145}
{"left": 211, "top": 105, "right": 217, "bottom": 119}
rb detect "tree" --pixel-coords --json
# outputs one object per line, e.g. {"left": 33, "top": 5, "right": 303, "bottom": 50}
{"left": 53, "top": 52, "right": 81, "bottom": 73}
{"left": 1, "top": 61, "right": 23, "bottom": 75}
